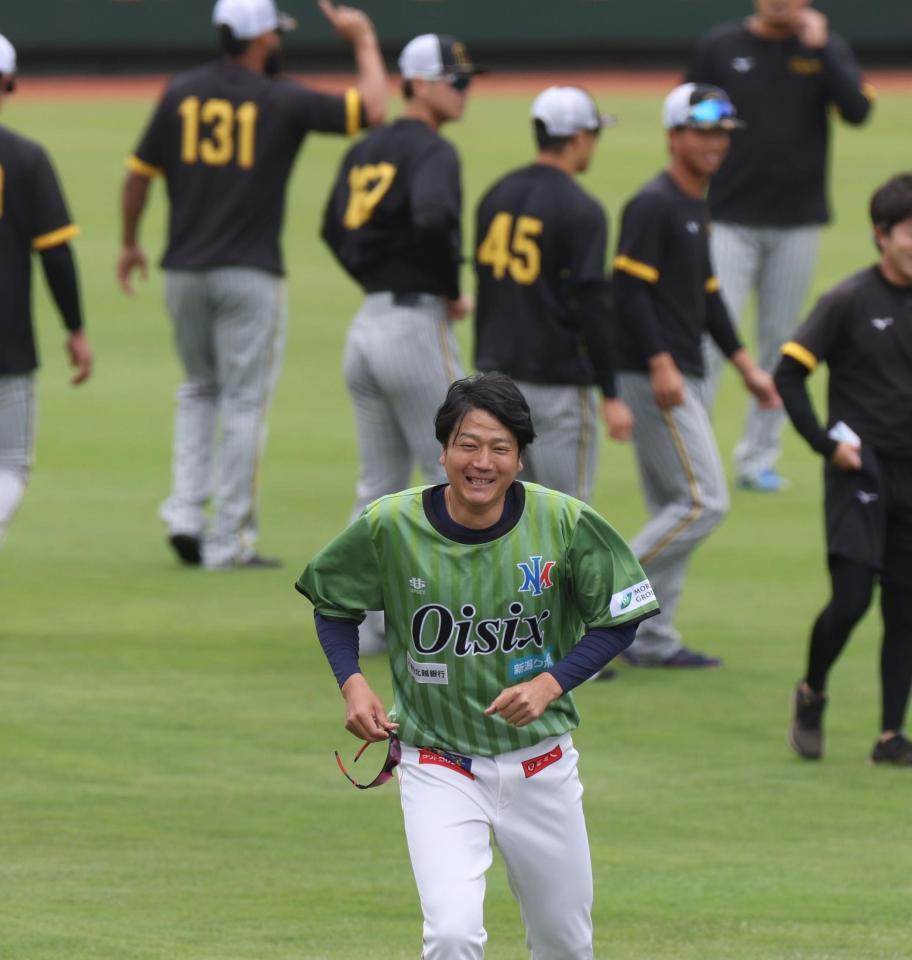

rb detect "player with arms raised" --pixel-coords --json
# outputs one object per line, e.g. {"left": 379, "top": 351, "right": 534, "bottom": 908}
{"left": 297, "top": 371, "right": 658, "bottom": 958}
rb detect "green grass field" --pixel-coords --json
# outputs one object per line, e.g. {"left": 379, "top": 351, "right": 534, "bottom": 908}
{"left": 2, "top": 85, "right": 911, "bottom": 959}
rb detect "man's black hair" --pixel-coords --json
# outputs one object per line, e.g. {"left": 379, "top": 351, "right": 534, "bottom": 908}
{"left": 218, "top": 24, "right": 250, "bottom": 58}
{"left": 434, "top": 372, "right": 536, "bottom": 452}
{"left": 870, "top": 173, "right": 912, "bottom": 234}
{"left": 533, "top": 118, "right": 575, "bottom": 154}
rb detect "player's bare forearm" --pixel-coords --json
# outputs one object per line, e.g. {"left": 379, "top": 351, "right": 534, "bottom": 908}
{"left": 341, "top": 673, "right": 399, "bottom": 741}
{"left": 320, "top": 1, "right": 388, "bottom": 125}
{"left": 483, "top": 673, "right": 563, "bottom": 727}
{"left": 118, "top": 172, "right": 151, "bottom": 295}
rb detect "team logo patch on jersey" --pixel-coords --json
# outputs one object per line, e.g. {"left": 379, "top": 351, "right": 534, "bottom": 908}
{"left": 407, "top": 651, "right": 449, "bottom": 685}
{"left": 510, "top": 647, "right": 555, "bottom": 680}
{"left": 871, "top": 317, "right": 894, "bottom": 331}
{"left": 609, "top": 579, "right": 656, "bottom": 617}
{"left": 418, "top": 748, "right": 475, "bottom": 780}
{"left": 522, "top": 745, "right": 563, "bottom": 779}
{"left": 517, "top": 556, "right": 556, "bottom": 597}
{"left": 857, "top": 490, "right": 879, "bottom": 505}
{"left": 685, "top": 220, "right": 700, "bottom": 235}
{"left": 731, "top": 56, "right": 755, "bottom": 73}
{"left": 409, "top": 577, "right": 427, "bottom": 594}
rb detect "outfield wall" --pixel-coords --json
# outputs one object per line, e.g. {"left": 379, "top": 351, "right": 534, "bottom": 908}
{"left": 5, "top": 0, "right": 910, "bottom": 64}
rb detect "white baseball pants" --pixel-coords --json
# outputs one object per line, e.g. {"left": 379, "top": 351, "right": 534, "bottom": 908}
{"left": 0, "top": 373, "right": 36, "bottom": 544}
{"left": 398, "top": 733, "right": 593, "bottom": 960}
{"left": 702, "top": 222, "right": 822, "bottom": 480}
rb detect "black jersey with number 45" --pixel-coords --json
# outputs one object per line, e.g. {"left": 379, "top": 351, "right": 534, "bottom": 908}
{"left": 473, "top": 164, "right": 615, "bottom": 393}
{"left": 129, "top": 60, "right": 363, "bottom": 276}
{"left": 321, "top": 118, "right": 462, "bottom": 300}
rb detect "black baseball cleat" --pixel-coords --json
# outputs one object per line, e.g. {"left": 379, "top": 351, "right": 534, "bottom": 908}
{"left": 789, "top": 683, "right": 827, "bottom": 760}
{"left": 871, "top": 733, "right": 912, "bottom": 767}
{"left": 169, "top": 533, "right": 202, "bottom": 566}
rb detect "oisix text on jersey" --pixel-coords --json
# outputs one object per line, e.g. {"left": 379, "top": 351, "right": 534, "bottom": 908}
{"left": 411, "top": 603, "right": 551, "bottom": 657}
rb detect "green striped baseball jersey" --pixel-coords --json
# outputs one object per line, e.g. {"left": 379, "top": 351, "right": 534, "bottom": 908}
{"left": 297, "top": 481, "right": 658, "bottom": 756}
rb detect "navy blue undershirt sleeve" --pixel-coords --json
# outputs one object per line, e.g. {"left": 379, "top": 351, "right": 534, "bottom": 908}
{"left": 315, "top": 612, "right": 362, "bottom": 688}
{"left": 546, "top": 623, "right": 638, "bottom": 692}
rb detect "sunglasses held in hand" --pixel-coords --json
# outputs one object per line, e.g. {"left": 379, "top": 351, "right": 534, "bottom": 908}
{"left": 335, "top": 733, "right": 402, "bottom": 789}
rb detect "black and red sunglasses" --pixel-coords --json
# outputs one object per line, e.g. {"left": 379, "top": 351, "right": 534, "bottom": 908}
{"left": 335, "top": 733, "right": 401, "bottom": 790}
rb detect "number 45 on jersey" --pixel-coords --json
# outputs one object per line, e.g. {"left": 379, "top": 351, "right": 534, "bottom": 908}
{"left": 477, "top": 213, "right": 543, "bottom": 285}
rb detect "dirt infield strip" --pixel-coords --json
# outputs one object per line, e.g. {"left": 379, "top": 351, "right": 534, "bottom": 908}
{"left": 16, "top": 69, "right": 912, "bottom": 100}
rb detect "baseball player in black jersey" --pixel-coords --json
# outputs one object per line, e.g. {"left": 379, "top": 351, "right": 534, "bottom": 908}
{"left": 0, "top": 33, "right": 93, "bottom": 546}
{"left": 612, "top": 83, "right": 779, "bottom": 668}
{"left": 473, "top": 86, "right": 631, "bottom": 503}
{"left": 117, "top": 0, "right": 386, "bottom": 569}
{"left": 776, "top": 174, "right": 912, "bottom": 766}
{"left": 322, "top": 33, "right": 480, "bottom": 649}
{"left": 687, "top": 0, "right": 873, "bottom": 492}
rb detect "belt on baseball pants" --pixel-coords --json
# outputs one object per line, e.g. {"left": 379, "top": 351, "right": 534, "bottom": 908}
{"left": 391, "top": 292, "right": 439, "bottom": 307}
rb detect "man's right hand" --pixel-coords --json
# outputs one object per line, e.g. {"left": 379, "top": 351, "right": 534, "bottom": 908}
{"left": 340, "top": 673, "right": 399, "bottom": 742}
{"left": 317, "top": 0, "right": 377, "bottom": 46}
{"left": 648, "top": 352, "right": 685, "bottom": 408}
{"left": 831, "top": 441, "right": 862, "bottom": 471}
{"left": 117, "top": 245, "right": 148, "bottom": 296}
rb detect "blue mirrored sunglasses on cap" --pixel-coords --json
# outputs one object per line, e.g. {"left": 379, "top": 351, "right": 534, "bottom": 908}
{"left": 688, "top": 98, "right": 738, "bottom": 126}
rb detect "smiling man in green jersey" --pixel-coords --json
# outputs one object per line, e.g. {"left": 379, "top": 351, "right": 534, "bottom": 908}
{"left": 297, "top": 371, "right": 658, "bottom": 959}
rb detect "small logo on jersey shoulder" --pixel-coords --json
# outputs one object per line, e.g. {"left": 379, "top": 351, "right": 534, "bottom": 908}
{"left": 609, "top": 579, "right": 656, "bottom": 617}
{"left": 857, "top": 490, "right": 879, "bottom": 505}
{"left": 522, "top": 745, "right": 563, "bottom": 779}
{"left": 510, "top": 647, "right": 555, "bottom": 680}
{"left": 517, "top": 556, "right": 556, "bottom": 597}
{"left": 409, "top": 577, "right": 427, "bottom": 594}
{"left": 871, "top": 317, "right": 894, "bottom": 331}
{"left": 685, "top": 221, "right": 700, "bottom": 235}
{"left": 731, "top": 56, "right": 755, "bottom": 73}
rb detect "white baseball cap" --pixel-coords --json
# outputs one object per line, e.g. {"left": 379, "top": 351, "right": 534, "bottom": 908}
{"left": 212, "top": 0, "right": 297, "bottom": 40}
{"left": 662, "top": 82, "right": 743, "bottom": 130}
{"left": 398, "top": 34, "right": 482, "bottom": 79}
{"left": 531, "top": 86, "right": 616, "bottom": 137}
{"left": 0, "top": 33, "right": 17, "bottom": 78}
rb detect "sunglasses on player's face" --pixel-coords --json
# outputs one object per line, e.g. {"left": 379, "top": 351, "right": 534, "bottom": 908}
{"left": 443, "top": 73, "right": 471, "bottom": 93}
{"left": 335, "top": 733, "right": 401, "bottom": 789}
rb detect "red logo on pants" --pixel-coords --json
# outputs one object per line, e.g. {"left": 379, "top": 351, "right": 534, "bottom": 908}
{"left": 522, "top": 745, "right": 563, "bottom": 778}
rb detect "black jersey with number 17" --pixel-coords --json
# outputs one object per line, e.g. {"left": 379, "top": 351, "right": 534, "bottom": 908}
{"left": 321, "top": 118, "right": 463, "bottom": 300}
{"left": 129, "top": 60, "right": 363, "bottom": 276}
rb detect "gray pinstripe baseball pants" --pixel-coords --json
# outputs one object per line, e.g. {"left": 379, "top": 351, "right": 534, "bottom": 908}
{"left": 160, "top": 268, "right": 286, "bottom": 568}
{"left": 619, "top": 372, "right": 729, "bottom": 661}
{"left": 344, "top": 292, "right": 464, "bottom": 518}
{"left": 0, "top": 373, "right": 36, "bottom": 544}
{"left": 514, "top": 382, "right": 599, "bottom": 502}
{"left": 702, "top": 223, "right": 821, "bottom": 480}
